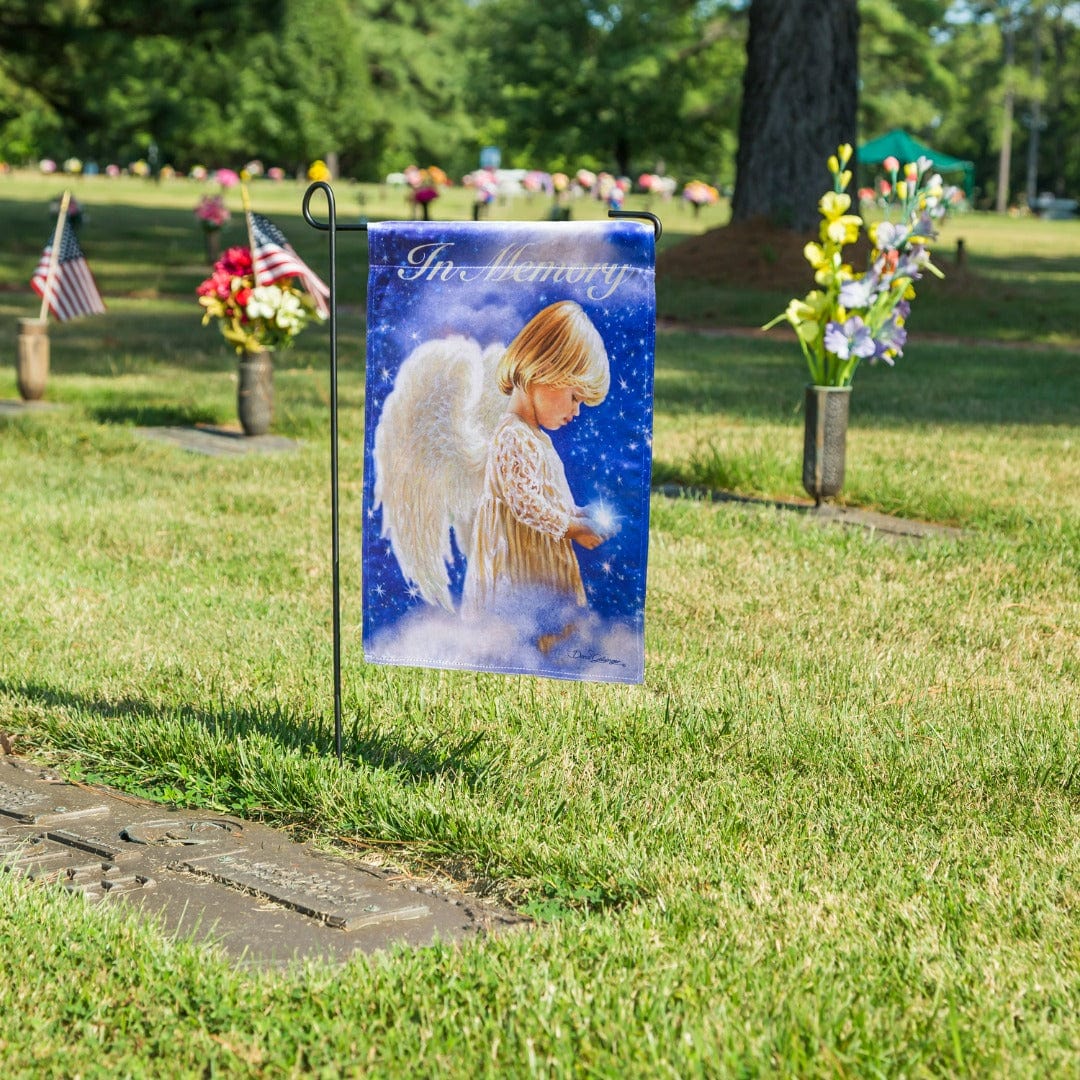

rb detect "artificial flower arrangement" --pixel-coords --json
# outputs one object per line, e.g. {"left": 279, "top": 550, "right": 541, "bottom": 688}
{"left": 682, "top": 179, "right": 720, "bottom": 208}
{"left": 765, "top": 144, "right": 954, "bottom": 387}
{"left": 194, "top": 194, "right": 230, "bottom": 232}
{"left": 197, "top": 246, "right": 321, "bottom": 355}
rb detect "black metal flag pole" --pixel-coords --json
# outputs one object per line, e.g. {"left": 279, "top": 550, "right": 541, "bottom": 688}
{"left": 301, "top": 185, "right": 659, "bottom": 763}
{"left": 302, "top": 182, "right": 367, "bottom": 762}
{"left": 608, "top": 208, "right": 663, "bottom": 240}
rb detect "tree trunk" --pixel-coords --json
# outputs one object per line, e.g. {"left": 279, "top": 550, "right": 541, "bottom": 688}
{"left": 730, "top": 0, "right": 859, "bottom": 232}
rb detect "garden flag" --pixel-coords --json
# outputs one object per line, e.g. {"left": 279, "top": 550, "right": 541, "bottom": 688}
{"left": 31, "top": 214, "right": 106, "bottom": 322}
{"left": 363, "top": 219, "right": 656, "bottom": 684}
{"left": 248, "top": 211, "right": 330, "bottom": 317}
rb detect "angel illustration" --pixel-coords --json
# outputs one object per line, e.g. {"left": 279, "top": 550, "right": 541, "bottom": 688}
{"left": 373, "top": 300, "right": 613, "bottom": 646}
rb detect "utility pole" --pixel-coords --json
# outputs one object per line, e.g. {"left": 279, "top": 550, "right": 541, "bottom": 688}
{"left": 1024, "top": 9, "right": 1044, "bottom": 209}
{"left": 995, "top": 12, "right": 1016, "bottom": 214}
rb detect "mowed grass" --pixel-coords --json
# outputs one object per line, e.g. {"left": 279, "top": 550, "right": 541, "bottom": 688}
{"left": 0, "top": 175, "right": 1078, "bottom": 1077}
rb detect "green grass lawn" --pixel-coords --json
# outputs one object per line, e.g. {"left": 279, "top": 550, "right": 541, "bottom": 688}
{"left": 0, "top": 172, "right": 1077, "bottom": 1078}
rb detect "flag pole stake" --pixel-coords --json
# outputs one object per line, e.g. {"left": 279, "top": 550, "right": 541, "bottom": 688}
{"left": 302, "top": 183, "right": 365, "bottom": 763}
{"left": 38, "top": 190, "right": 71, "bottom": 323}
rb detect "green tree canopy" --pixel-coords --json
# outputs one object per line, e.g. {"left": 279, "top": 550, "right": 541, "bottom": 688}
{"left": 464, "top": 0, "right": 746, "bottom": 180}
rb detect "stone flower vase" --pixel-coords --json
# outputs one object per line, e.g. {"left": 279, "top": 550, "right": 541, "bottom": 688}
{"left": 204, "top": 226, "right": 221, "bottom": 266}
{"left": 237, "top": 351, "right": 273, "bottom": 436}
{"left": 16, "top": 317, "right": 49, "bottom": 401}
{"left": 802, "top": 384, "right": 852, "bottom": 503}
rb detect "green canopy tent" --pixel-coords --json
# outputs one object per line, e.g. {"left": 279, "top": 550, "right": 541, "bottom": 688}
{"left": 859, "top": 129, "right": 974, "bottom": 201}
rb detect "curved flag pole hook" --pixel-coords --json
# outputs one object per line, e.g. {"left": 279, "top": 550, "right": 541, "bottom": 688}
{"left": 302, "top": 181, "right": 366, "bottom": 762}
{"left": 607, "top": 208, "right": 663, "bottom": 241}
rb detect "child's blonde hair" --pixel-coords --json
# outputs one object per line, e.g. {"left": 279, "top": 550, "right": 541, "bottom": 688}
{"left": 497, "top": 300, "right": 609, "bottom": 405}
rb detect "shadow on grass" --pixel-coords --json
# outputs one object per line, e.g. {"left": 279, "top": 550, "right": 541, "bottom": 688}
{"left": 90, "top": 403, "right": 220, "bottom": 427}
{"left": 655, "top": 333, "right": 1080, "bottom": 427}
{"left": 0, "top": 195, "right": 350, "bottom": 299}
{"left": 657, "top": 219, "right": 1080, "bottom": 346}
{"left": 1, "top": 678, "right": 494, "bottom": 794}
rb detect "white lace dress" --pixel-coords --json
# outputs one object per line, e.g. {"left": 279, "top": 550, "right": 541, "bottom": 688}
{"left": 461, "top": 413, "right": 586, "bottom": 613}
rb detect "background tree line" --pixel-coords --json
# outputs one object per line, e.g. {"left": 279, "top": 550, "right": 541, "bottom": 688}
{"left": 0, "top": 0, "right": 1077, "bottom": 211}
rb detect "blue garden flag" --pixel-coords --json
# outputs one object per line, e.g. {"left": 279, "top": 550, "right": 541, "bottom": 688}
{"left": 363, "top": 220, "right": 656, "bottom": 684}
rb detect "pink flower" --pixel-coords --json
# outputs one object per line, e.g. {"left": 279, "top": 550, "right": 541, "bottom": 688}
{"left": 883, "top": 156, "right": 900, "bottom": 174}
{"left": 215, "top": 168, "right": 240, "bottom": 189}
{"left": 219, "top": 247, "right": 252, "bottom": 275}
{"left": 196, "top": 269, "right": 235, "bottom": 301}
{"left": 195, "top": 194, "right": 230, "bottom": 229}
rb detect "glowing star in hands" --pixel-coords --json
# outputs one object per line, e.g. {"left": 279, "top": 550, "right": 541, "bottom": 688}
{"left": 583, "top": 498, "right": 621, "bottom": 540}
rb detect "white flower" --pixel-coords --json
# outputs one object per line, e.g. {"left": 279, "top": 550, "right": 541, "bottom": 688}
{"left": 273, "top": 290, "right": 305, "bottom": 331}
{"left": 246, "top": 285, "right": 286, "bottom": 321}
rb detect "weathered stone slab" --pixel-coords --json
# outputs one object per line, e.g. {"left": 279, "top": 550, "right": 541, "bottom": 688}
{"left": 808, "top": 503, "right": 964, "bottom": 541}
{"left": 0, "top": 758, "right": 526, "bottom": 968}
{"left": 655, "top": 483, "right": 963, "bottom": 541}
{"left": 0, "top": 776, "right": 110, "bottom": 824}
{"left": 0, "top": 399, "right": 64, "bottom": 415}
{"left": 178, "top": 848, "right": 432, "bottom": 930}
{"left": 135, "top": 424, "right": 301, "bottom": 456}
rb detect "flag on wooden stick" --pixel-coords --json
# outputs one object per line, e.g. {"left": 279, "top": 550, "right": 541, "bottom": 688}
{"left": 247, "top": 210, "right": 330, "bottom": 317}
{"left": 31, "top": 203, "right": 106, "bottom": 322}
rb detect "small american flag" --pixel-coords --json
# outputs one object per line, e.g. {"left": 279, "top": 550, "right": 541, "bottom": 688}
{"left": 249, "top": 211, "right": 330, "bottom": 317}
{"left": 31, "top": 218, "right": 106, "bottom": 322}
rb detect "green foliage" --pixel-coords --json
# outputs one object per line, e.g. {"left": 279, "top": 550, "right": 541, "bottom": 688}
{"left": 1, "top": 0, "right": 1080, "bottom": 200}
{"left": 464, "top": 0, "right": 746, "bottom": 179}
{"left": 859, "top": 0, "right": 959, "bottom": 135}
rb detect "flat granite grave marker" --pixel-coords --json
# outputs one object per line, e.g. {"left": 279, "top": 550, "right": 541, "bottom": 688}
{"left": 135, "top": 424, "right": 301, "bottom": 456}
{"left": 0, "top": 757, "right": 526, "bottom": 968}
{"left": 0, "top": 399, "right": 65, "bottom": 416}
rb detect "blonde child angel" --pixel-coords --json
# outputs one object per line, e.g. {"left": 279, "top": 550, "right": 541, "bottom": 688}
{"left": 372, "top": 300, "right": 615, "bottom": 647}
{"left": 462, "top": 300, "right": 611, "bottom": 619}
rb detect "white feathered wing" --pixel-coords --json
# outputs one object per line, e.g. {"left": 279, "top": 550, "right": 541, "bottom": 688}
{"left": 373, "top": 335, "right": 506, "bottom": 610}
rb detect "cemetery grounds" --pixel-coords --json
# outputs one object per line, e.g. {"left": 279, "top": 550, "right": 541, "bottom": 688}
{"left": 0, "top": 175, "right": 1077, "bottom": 1077}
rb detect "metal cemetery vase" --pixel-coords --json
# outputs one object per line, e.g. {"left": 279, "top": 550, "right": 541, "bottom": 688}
{"left": 204, "top": 227, "right": 221, "bottom": 266}
{"left": 237, "top": 351, "right": 273, "bottom": 436}
{"left": 16, "top": 317, "right": 50, "bottom": 401}
{"left": 802, "top": 384, "right": 852, "bottom": 503}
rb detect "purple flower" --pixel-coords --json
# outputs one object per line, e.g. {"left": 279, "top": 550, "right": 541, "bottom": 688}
{"left": 824, "top": 316, "right": 877, "bottom": 360}
{"left": 871, "top": 314, "right": 908, "bottom": 364}
{"left": 874, "top": 221, "right": 904, "bottom": 251}
{"left": 839, "top": 273, "right": 880, "bottom": 310}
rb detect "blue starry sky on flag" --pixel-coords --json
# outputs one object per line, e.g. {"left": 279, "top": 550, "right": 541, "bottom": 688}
{"left": 362, "top": 219, "right": 656, "bottom": 640}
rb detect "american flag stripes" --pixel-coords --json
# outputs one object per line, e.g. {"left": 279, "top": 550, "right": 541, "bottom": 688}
{"left": 248, "top": 211, "right": 330, "bottom": 317}
{"left": 31, "top": 219, "right": 106, "bottom": 322}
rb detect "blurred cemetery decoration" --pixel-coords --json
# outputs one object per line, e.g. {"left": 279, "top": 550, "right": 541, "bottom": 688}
{"left": 0, "top": 1, "right": 1077, "bottom": 227}
{"left": 858, "top": 129, "right": 975, "bottom": 204}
